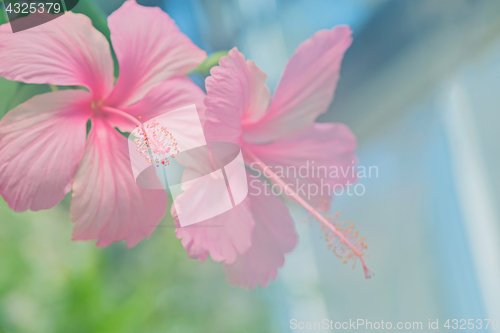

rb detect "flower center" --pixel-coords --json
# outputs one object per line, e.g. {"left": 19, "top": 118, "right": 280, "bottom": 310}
{"left": 91, "top": 99, "right": 104, "bottom": 110}
{"left": 132, "top": 119, "right": 179, "bottom": 167}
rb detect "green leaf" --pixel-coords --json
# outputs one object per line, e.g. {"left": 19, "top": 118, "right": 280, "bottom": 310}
{"left": 0, "top": 78, "right": 19, "bottom": 118}
{"left": 0, "top": 80, "right": 51, "bottom": 120}
{"left": 190, "top": 51, "right": 229, "bottom": 77}
{"left": 0, "top": 2, "right": 8, "bottom": 25}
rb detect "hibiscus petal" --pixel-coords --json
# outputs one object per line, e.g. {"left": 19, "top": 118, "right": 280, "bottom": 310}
{"left": 71, "top": 119, "right": 167, "bottom": 248}
{"left": 243, "top": 26, "right": 352, "bottom": 143}
{"left": 224, "top": 178, "right": 297, "bottom": 289}
{"left": 0, "top": 13, "right": 114, "bottom": 100}
{"left": 174, "top": 174, "right": 255, "bottom": 264}
{"left": 204, "top": 48, "right": 271, "bottom": 144}
{"left": 0, "top": 90, "right": 91, "bottom": 212}
{"left": 105, "top": 0, "right": 207, "bottom": 107}
{"left": 113, "top": 77, "right": 205, "bottom": 132}
{"left": 245, "top": 123, "right": 357, "bottom": 208}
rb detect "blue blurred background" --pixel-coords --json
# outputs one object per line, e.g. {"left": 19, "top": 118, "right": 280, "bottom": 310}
{"left": 1, "top": 0, "right": 500, "bottom": 331}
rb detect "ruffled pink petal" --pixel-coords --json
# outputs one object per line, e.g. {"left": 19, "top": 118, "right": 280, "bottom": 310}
{"left": 0, "top": 13, "right": 114, "bottom": 100}
{"left": 112, "top": 77, "right": 205, "bottom": 132}
{"left": 245, "top": 123, "right": 357, "bottom": 208}
{"left": 204, "top": 48, "right": 271, "bottom": 145}
{"left": 0, "top": 90, "right": 91, "bottom": 212}
{"left": 224, "top": 178, "right": 297, "bottom": 289}
{"left": 243, "top": 26, "right": 353, "bottom": 143}
{"left": 174, "top": 175, "right": 256, "bottom": 264}
{"left": 105, "top": 0, "right": 207, "bottom": 107}
{"left": 70, "top": 118, "right": 167, "bottom": 248}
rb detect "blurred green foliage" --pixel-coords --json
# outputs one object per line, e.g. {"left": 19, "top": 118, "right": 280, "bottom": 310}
{"left": 0, "top": 199, "right": 273, "bottom": 333}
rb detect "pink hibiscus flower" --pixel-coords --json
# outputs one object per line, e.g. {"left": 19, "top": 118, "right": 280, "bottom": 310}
{"left": 175, "top": 26, "right": 370, "bottom": 289}
{"left": 0, "top": 0, "right": 206, "bottom": 247}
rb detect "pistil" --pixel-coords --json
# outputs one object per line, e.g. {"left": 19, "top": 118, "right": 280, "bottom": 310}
{"left": 244, "top": 147, "right": 371, "bottom": 279}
